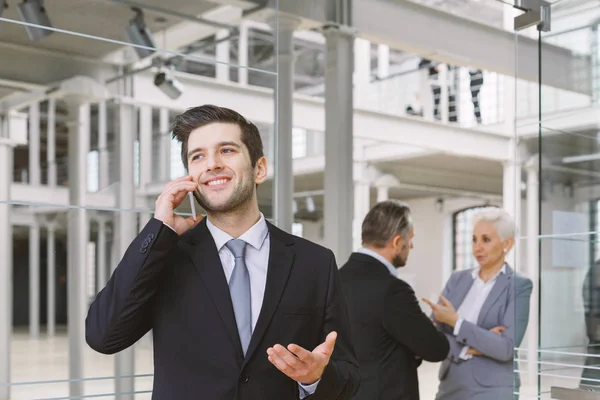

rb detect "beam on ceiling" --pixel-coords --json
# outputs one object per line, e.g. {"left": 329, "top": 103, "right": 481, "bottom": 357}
{"left": 210, "top": 0, "right": 591, "bottom": 95}
{"left": 0, "top": 42, "right": 116, "bottom": 86}
{"left": 102, "top": 5, "right": 243, "bottom": 65}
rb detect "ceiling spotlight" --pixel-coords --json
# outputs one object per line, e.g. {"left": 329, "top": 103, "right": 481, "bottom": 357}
{"left": 17, "top": 0, "right": 53, "bottom": 41}
{"left": 154, "top": 68, "right": 184, "bottom": 100}
{"left": 0, "top": 1, "right": 7, "bottom": 19}
{"left": 125, "top": 7, "right": 156, "bottom": 60}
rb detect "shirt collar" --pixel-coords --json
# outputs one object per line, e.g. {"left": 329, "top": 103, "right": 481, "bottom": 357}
{"left": 472, "top": 263, "right": 507, "bottom": 280}
{"left": 206, "top": 213, "right": 269, "bottom": 251}
{"left": 357, "top": 247, "right": 397, "bottom": 277}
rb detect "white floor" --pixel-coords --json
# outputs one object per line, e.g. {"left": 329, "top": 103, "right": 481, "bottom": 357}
{"left": 7, "top": 328, "right": 585, "bottom": 400}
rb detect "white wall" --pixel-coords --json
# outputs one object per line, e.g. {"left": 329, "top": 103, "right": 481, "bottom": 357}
{"left": 537, "top": 184, "right": 590, "bottom": 350}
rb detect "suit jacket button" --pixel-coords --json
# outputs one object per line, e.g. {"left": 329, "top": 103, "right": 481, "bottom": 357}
{"left": 241, "top": 375, "right": 249, "bottom": 384}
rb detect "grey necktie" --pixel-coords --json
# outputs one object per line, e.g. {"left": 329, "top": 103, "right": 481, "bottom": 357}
{"left": 226, "top": 239, "right": 252, "bottom": 355}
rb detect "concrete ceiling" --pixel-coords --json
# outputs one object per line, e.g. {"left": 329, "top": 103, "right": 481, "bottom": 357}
{"left": 0, "top": 0, "right": 219, "bottom": 58}
{"left": 408, "top": 0, "right": 505, "bottom": 29}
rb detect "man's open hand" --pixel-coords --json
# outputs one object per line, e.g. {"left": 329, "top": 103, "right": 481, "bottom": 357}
{"left": 267, "top": 331, "right": 337, "bottom": 385}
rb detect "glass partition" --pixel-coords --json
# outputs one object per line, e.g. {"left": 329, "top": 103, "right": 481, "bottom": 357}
{"left": 0, "top": 1, "right": 282, "bottom": 399}
{"left": 514, "top": 0, "right": 600, "bottom": 398}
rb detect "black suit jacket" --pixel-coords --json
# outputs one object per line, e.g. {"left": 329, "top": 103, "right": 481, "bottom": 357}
{"left": 85, "top": 218, "right": 360, "bottom": 399}
{"left": 339, "top": 253, "right": 449, "bottom": 400}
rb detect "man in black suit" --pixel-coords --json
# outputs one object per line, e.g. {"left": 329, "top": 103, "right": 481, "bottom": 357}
{"left": 85, "top": 105, "right": 360, "bottom": 399}
{"left": 340, "top": 201, "right": 449, "bottom": 400}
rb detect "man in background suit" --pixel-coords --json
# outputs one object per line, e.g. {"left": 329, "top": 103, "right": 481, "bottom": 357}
{"left": 340, "top": 201, "right": 449, "bottom": 400}
{"left": 85, "top": 105, "right": 360, "bottom": 399}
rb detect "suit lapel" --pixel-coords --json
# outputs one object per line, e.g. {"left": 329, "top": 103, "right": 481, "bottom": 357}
{"left": 242, "top": 222, "right": 295, "bottom": 367}
{"left": 182, "top": 220, "right": 244, "bottom": 361}
{"left": 450, "top": 271, "right": 475, "bottom": 311}
{"left": 476, "top": 267, "right": 512, "bottom": 325}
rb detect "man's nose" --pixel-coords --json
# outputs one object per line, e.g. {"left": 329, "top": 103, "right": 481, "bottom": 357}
{"left": 205, "top": 153, "right": 223, "bottom": 170}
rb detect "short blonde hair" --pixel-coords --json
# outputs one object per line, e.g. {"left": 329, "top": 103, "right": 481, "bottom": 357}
{"left": 472, "top": 207, "right": 516, "bottom": 240}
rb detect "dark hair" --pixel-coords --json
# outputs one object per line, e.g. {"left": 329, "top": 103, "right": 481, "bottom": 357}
{"left": 171, "top": 104, "right": 264, "bottom": 170}
{"left": 362, "top": 200, "right": 413, "bottom": 248}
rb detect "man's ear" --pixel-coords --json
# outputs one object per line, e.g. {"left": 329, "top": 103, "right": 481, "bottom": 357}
{"left": 391, "top": 234, "right": 404, "bottom": 251}
{"left": 254, "top": 156, "right": 268, "bottom": 185}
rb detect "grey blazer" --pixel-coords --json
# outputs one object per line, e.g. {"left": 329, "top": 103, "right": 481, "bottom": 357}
{"left": 434, "top": 265, "right": 533, "bottom": 388}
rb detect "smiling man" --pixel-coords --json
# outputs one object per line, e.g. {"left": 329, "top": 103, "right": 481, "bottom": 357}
{"left": 85, "top": 105, "right": 360, "bottom": 399}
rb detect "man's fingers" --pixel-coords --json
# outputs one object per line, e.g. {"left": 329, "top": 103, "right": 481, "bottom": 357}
{"left": 439, "top": 295, "right": 451, "bottom": 307}
{"left": 422, "top": 298, "right": 437, "bottom": 309}
{"left": 162, "top": 176, "right": 193, "bottom": 193}
{"left": 287, "top": 343, "right": 312, "bottom": 362}
{"left": 267, "top": 346, "right": 299, "bottom": 376}
{"left": 164, "top": 182, "right": 197, "bottom": 205}
{"left": 274, "top": 344, "right": 302, "bottom": 367}
{"left": 324, "top": 331, "right": 337, "bottom": 353}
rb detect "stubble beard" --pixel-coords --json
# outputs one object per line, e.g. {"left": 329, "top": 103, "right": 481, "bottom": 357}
{"left": 194, "top": 171, "right": 255, "bottom": 215}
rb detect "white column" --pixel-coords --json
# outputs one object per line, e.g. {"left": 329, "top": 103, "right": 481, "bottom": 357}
{"left": 353, "top": 161, "right": 371, "bottom": 252}
{"left": 216, "top": 29, "right": 230, "bottom": 82}
{"left": 96, "top": 217, "right": 108, "bottom": 292}
{"left": 159, "top": 108, "right": 170, "bottom": 181}
{"left": 0, "top": 134, "right": 14, "bottom": 400}
{"left": 29, "top": 102, "right": 41, "bottom": 185}
{"left": 353, "top": 37, "right": 371, "bottom": 108}
{"left": 238, "top": 22, "right": 249, "bottom": 85}
{"left": 47, "top": 98, "right": 57, "bottom": 187}
{"left": 525, "top": 155, "right": 540, "bottom": 382}
{"left": 115, "top": 103, "right": 137, "bottom": 400}
{"left": 377, "top": 44, "right": 390, "bottom": 79}
{"left": 46, "top": 218, "right": 57, "bottom": 337}
{"left": 29, "top": 220, "right": 40, "bottom": 338}
{"left": 66, "top": 101, "right": 90, "bottom": 398}
{"left": 376, "top": 186, "right": 389, "bottom": 202}
{"left": 269, "top": 15, "right": 300, "bottom": 232}
{"left": 324, "top": 25, "right": 355, "bottom": 264}
{"left": 138, "top": 106, "right": 152, "bottom": 189}
{"left": 503, "top": 138, "right": 522, "bottom": 270}
{"left": 98, "top": 101, "right": 109, "bottom": 190}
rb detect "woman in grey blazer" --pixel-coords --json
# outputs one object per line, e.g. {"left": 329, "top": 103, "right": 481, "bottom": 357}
{"left": 423, "top": 207, "right": 533, "bottom": 400}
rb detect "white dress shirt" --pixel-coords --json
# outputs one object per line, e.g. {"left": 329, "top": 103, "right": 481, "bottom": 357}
{"left": 164, "top": 215, "right": 318, "bottom": 397}
{"left": 205, "top": 216, "right": 269, "bottom": 332}
{"left": 357, "top": 247, "right": 397, "bottom": 277}
{"left": 453, "top": 264, "right": 507, "bottom": 360}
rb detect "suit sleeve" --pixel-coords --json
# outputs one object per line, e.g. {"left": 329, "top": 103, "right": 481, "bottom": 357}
{"left": 454, "top": 277, "right": 533, "bottom": 362}
{"left": 431, "top": 272, "right": 467, "bottom": 362}
{"left": 85, "top": 218, "right": 179, "bottom": 354}
{"left": 382, "top": 280, "right": 449, "bottom": 362}
{"left": 309, "top": 250, "right": 361, "bottom": 400}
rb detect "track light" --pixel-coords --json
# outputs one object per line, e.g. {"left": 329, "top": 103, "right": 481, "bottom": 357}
{"left": 125, "top": 7, "right": 156, "bottom": 60}
{"left": 17, "top": 0, "right": 53, "bottom": 41}
{"left": 154, "top": 68, "right": 184, "bottom": 100}
{"left": 0, "top": 1, "right": 7, "bottom": 19}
